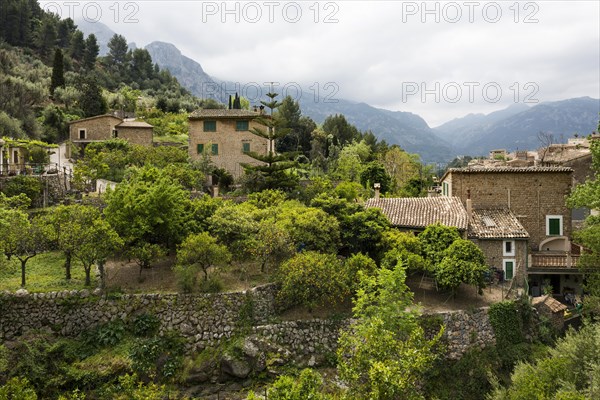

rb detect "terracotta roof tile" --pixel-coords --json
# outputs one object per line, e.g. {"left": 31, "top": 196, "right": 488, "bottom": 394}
{"left": 532, "top": 295, "right": 567, "bottom": 313}
{"left": 365, "top": 197, "right": 468, "bottom": 230}
{"left": 116, "top": 121, "right": 153, "bottom": 128}
{"left": 447, "top": 166, "right": 573, "bottom": 173}
{"left": 468, "top": 208, "right": 529, "bottom": 239}
{"left": 189, "top": 109, "right": 259, "bottom": 119}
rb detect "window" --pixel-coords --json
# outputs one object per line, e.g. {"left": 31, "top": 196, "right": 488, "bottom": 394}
{"left": 211, "top": 143, "right": 219, "bottom": 155}
{"left": 242, "top": 142, "right": 250, "bottom": 153}
{"left": 78, "top": 129, "right": 86, "bottom": 139}
{"left": 113, "top": 129, "right": 118, "bottom": 138}
{"left": 203, "top": 121, "right": 216, "bottom": 132}
{"left": 546, "top": 215, "right": 563, "bottom": 236}
{"left": 196, "top": 143, "right": 204, "bottom": 154}
{"left": 503, "top": 240, "right": 515, "bottom": 256}
{"left": 442, "top": 182, "right": 450, "bottom": 196}
{"left": 236, "top": 120, "right": 249, "bottom": 131}
{"left": 503, "top": 259, "right": 515, "bottom": 280}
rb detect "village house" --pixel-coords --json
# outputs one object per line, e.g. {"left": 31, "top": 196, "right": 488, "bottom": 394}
{"left": 188, "top": 109, "right": 269, "bottom": 178}
{"left": 68, "top": 114, "right": 154, "bottom": 151}
{"left": 368, "top": 163, "right": 583, "bottom": 300}
{"left": 440, "top": 166, "right": 580, "bottom": 298}
{"left": 0, "top": 138, "right": 56, "bottom": 176}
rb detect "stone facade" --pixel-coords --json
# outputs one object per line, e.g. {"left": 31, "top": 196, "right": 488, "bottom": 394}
{"left": 442, "top": 168, "right": 573, "bottom": 251}
{"left": 188, "top": 110, "right": 269, "bottom": 178}
{"left": 116, "top": 125, "right": 153, "bottom": 146}
{"left": 69, "top": 115, "right": 122, "bottom": 143}
{"left": 473, "top": 239, "right": 528, "bottom": 284}
{"left": 69, "top": 115, "right": 154, "bottom": 147}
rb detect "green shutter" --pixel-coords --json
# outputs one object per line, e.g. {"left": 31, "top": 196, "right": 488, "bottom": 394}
{"left": 203, "top": 121, "right": 216, "bottom": 132}
{"left": 505, "top": 261, "right": 514, "bottom": 280}
{"left": 211, "top": 143, "right": 218, "bottom": 155}
{"left": 549, "top": 218, "right": 561, "bottom": 235}
{"left": 236, "top": 120, "right": 249, "bottom": 131}
{"left": 242, "top": 142, "right": 250, "bottom": 153}
{"left": 196, "top": 144, "right": 204, "bottom": 154}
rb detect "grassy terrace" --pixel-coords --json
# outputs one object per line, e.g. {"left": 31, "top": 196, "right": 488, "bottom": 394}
{"left": 0, "top": 251, "right": 95, "bottom": 292}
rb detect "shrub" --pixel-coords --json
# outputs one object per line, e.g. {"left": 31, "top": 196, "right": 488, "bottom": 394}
{"left": 277, "top": 251, "right": 349, "bottom": 310}
{"left": 2, "top": 176, "right": 42, "bottom": 207}
{"left": 0, "top": 377, "right": 38, "bottom": 399}
{"left": 132, "top": 314, "right": 160, "bottom": 337}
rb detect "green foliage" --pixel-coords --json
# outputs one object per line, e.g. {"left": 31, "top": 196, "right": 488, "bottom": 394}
{"left": 104, "top": 165, "right": 190, "bottom": 249}
{"left": 337, "top": 263, "right": 441, "bottom": 400}
{"left": 360, "top": 161, "right": 393, "bottom": 194}
{"left": 490, "top": 322, "right": 600, "bottom": 400}
{"left": 419, "top": 223, "right": 462, "bottom": 267}
{"left": 276, "top": 204, "right": 340, "bottom": 253}
{"left": 1, "top": 176, "right": 42, "bottom": 207}
{"left": 247, "top": 189, "right": 287, "bottom": 209}
{"left": 435, "top": 239, "right": 488, "bottom": 294}
{"left": 129, "top": 332, "right": 185, "bottom": 381}
{"left": 88, "top": 321, "right": 126, "bottom": 347}
{"left": 277, "top": 251, "right": 349, "bottom": 310}
{"left": 344, "top": 253, "right": 377, "bottom": 291}
{"left": 248, "top": 218, "right": 295, "bottom": 273}
{"left": 102, "top": 374, "right": 167, "bottom": 400}
{"left": 132, "top": 314, "right": 161, "bottom": 337}
{"left": 242, "top": 91, "right": 299, "bottom": 191}
{"left": 0, "top": 377, "right": 38, "bottom": 399}
{"left": 489, "top": 301, "right": 525, "bottom": 346}
{"left": 266, "top": 368, "right": 329, "bottom": 400}
{"left": 381, "top": 230, "right": 427, "bottom": 272}
{"left": 175, "top": 231, "right": 231, "bottom": 288}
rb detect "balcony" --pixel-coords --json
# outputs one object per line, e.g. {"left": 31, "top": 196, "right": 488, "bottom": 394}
{"left": 529, "top": 252, "right": 580, "bottom": 271}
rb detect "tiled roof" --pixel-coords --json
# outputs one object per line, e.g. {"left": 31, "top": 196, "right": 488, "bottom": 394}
{"left": 532, "top": 295, "right": 567, "bottom": 313}
{"left": 189, "top": 109, "right": 259, "bottom": 119}
{"left": 447, "top": 166, "right": 573, "bottom": 173}
{"left": 68, "top": 114, "right": 121, "bottom": 124}
{"left": 442, "top": 166, "right": 573, "bottom": 182}
{"left": 116, "top": 121, "right": 153, "bottom": 128}
{"left": 468, "top": 208, "right": 529, "bottom": 239}
{"left": 365, "top": 197, "right": 468, "bottom": 230}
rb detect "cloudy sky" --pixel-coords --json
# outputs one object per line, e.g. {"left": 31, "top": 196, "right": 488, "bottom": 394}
{"left": 42, "top": 1, "right": 600, "bottom": 126}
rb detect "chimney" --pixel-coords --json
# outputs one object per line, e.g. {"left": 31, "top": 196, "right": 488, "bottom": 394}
{"left": 374, "top": 183, "right": 381, "bottom": 199}
{"left": 259, "top": 105, "right": 265, "bottom": 115}
{"left": 466, "top": 189, "right": 472, "bottom": 221}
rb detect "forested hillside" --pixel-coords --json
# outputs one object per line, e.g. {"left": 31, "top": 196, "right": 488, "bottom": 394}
{"left": 0, "top": 0, "right": 215, "bottom": 143}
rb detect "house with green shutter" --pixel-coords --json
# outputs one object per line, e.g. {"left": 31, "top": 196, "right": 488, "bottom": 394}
{"left": 439, "top": 166, "right": 582, "bottom": 298}
{"left": 188, "top": 109, "right": 268, "bottom": 178}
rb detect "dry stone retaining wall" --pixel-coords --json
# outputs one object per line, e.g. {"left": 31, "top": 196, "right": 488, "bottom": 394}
{"left": 0, "top": 286, "right": 496, "bottom": 361}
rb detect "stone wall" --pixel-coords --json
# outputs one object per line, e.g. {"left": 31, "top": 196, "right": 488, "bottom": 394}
{"left": 0, "top": 286, "right": 496, "bottom": 362}
{"left": 117, "top": 127, "right": 153, "bottom": 146}
{"left": 70, "top": 115, "right": 122, "bottom": 142}
{"left": 0, "top": 285, "right": 277, "bottom": 350}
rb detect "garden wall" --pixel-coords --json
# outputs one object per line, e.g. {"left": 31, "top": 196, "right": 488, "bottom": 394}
{"left": 0, "top": 286, "right": 495, "bottom": 361}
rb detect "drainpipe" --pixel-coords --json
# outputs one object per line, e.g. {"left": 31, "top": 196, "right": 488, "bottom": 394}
{"left": 466, "top": 189, "right": 472, "bottom": 221}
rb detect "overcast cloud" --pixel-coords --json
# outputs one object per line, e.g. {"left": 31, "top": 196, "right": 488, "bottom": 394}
{"left": 41, "top": 1, "right": 600, "bottom": 126}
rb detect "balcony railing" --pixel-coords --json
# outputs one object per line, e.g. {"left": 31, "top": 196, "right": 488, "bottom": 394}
{"left": 0, "top": 163, "right": 59, "bottom": 176}
{"left": 530, "top": 252, "right": 580, "bottom": 269}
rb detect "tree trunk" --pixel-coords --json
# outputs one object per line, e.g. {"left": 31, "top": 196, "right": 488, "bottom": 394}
{"left": 97, "top": 261, "right": 106, "bottom": 289}
{"left": 21, "top": 259, "right": 27, "bottom": 287}
{"left": 64, "top": 250, "right": 72, "bottom": 280}
{"left": 202, "top": 266, "right": 209, "bottom": 281}
{"left": 84, "top": 265, "right": 91, "bottom": 286}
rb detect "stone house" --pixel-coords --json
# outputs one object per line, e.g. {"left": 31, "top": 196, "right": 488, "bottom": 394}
{"left": 188, "top": 109, "right": 269, "bottom": 178}
{"left": 68, "top": 114, "right": 153, "bottom": 151}
{"left": 0, "top": 138, "right": 55, "bottom": 175}
{"left": 440, "top": 166, "right": 580, "bottom": 297}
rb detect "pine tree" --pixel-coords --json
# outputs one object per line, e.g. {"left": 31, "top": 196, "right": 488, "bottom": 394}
{"left": 70, "top": 30, "right": 85, "bottom": 62}
{"left": 50, "top": 48, "right": 65, "bottom": 96}
{"left": 79, "top": 77, "right": 107, "bottom": 117}
{"left": 83, "top": 34, "right": 99, "bottom": 70}
{"left": 241, "top": 91, "right": 298, "bottom": 190}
